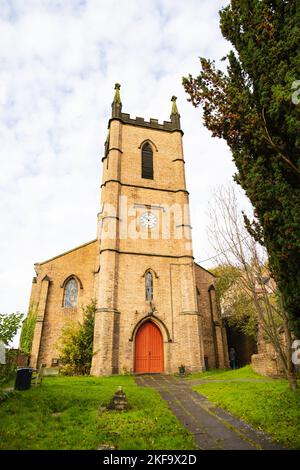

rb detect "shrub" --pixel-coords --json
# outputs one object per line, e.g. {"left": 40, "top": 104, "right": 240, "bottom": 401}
{"left": 58, "top": 300, "right": 96, "bottom": 375}
{"left": 19, "top": 303, "right": 37, "bottom": 357}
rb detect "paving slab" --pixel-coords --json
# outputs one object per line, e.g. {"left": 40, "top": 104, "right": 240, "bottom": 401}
{"left": 135, "top": 374, "right": 283, "bottom": 451}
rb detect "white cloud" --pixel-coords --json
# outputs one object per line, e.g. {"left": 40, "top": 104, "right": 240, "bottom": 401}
{"left": 0, "top": 0, "right": 251, "bottom": 346}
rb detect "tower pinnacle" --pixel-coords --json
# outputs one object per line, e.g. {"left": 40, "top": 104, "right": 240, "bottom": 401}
{"left": 170, "top": 95, "right": 181, "bottom": 130}
{"left": 171, "top": 95, "right": 179, "bottom": 115}
{"left": 112, "top": 83, "right": 122, "bottom": 117}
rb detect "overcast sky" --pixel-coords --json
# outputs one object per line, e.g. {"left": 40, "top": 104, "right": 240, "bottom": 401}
{"left": 0, "top": 0, "right": 251, "bottom": 342}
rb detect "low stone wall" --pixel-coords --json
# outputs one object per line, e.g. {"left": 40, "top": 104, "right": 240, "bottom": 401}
{"left": 42, "top": 367, "right": 60, "bottom": 377}
{"left": 251, "top": 353, "right": 285, "bottom": 378}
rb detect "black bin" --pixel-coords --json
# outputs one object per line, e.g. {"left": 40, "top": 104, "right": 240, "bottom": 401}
{"left": 204, "top": 356, "right": 209, "bottom": 371}
{"left": 14, "top": 367, "right": 33, "bottom": 391}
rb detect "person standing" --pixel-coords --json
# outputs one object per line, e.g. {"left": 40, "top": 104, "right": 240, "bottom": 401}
{"left": 229, "top": 347, "right": 237, "bottom": 369}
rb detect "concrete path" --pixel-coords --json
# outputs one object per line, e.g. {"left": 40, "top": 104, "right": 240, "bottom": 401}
{"left": 135, "top": 374, "right": 282, "bottom": 450}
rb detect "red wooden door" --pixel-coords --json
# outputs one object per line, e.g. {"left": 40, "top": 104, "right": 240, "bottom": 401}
{"left": 135, "top": 322, "right": 164, "bottom": 373}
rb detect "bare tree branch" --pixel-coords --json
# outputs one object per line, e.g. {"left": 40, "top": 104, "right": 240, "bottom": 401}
{"left": 207, "top": 183, "right": 298, "bottom": 390}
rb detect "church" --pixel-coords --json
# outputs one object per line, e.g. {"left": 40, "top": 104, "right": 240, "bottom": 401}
{"left": 28, "top": 84, "right": 229, "bottom": 375}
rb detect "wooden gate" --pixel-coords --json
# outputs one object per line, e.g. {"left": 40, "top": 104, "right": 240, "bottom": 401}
{"left": 134, "top": 321, "right": 164, "bottom": 373}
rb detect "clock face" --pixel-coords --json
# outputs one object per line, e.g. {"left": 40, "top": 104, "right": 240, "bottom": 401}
{"left": 140, "top": 212, "right": 157, "bottom": 229}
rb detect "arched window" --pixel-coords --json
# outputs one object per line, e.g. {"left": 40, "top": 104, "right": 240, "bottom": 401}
{"left": 63, "top": 278, "right": 78, "bottom": 307}
{"left": 145, "top": 271, "right": 153, "bottom": 301}
{"left": 142, "top": 143, "right": 153, "bottom": 179}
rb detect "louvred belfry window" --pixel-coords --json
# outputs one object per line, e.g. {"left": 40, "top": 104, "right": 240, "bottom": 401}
{"left": 142, "top": 143, "right": 153, "bottom": 179}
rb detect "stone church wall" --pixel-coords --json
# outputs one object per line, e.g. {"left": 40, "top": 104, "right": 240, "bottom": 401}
{"left": 29, "top": 240, "right": 97, "bottom": 368}
{"left": 194, "top": 264, "right": 229, "bottom": 370}
{"left": 29, "top": 243, "right": 228, "bottom": 373}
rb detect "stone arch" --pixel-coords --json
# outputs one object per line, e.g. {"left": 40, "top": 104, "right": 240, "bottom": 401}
{"left": 138, "top": 139, "right": 158, "bottom": 152}
{"left": 61, "top": 275, "right": 83, "bottom": 308}
{"left": 129, "top": 315, "right": 172, "bottom": 343}
{"left": 60, "top": 274, "right": 83, "bottom": 290}
{"left": 141, "top": 267, "right": 159, "bottom": 279}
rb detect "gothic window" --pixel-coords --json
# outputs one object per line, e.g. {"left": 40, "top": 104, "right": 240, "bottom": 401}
{"left": 63, "top": 278, "right": 78, "bottom": 307}
{"left": 142, "top": 143, "right": 153, "bottom": 179}
{"left": 145, "top": 271, "right": 153, "bottom": 301}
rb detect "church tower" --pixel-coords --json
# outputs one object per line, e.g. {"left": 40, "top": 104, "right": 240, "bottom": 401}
{"left": 27, "top": 83, "right": 228, "bottom": 374}
{"left": 91, "top": 84, "right": 205, "bottom": 375}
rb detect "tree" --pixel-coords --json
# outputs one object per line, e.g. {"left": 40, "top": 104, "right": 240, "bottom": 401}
{"left": 0, "top": 312, "right": 23, "bottom": 346}
{"left": 19, "top": 303, "right": 37, "bottom": 356}
{"left": 207, "top": 184, "right": 297, "bottom": 390}
{"left": 183, "top": 0, "right": 300, "bottom": 336}
{"left": 211, "top": 264, "right": 258, "bottom": 339}
{"left": 58, "top": 300, "right": 96, "bottom": 375}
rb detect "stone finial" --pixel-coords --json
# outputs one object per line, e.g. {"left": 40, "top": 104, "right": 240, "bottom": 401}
{"left": 170, "top": 95, "right": 181, "bottom": 130}
{"left": 111, "top": 83, "right": 122, "bottom": 117}
{"left": 171, "top": 95, "right": 179, "bottom": 115}
{"left": 113, "top": 83, "right": 121, "bottom": 104}
{"left": 149, "top": 301, "right": 157, "bottom": 315}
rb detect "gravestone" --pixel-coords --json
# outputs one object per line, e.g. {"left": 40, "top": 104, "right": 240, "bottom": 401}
{"left": 107, "top": 386, "right": 128, "bottom": 411}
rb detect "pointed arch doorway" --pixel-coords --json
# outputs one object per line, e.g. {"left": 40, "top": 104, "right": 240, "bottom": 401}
{"left": 134, "top": 321, "right": 164, "bottom": 373}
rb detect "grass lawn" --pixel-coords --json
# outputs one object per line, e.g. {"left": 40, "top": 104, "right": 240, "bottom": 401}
{"left": 191, "top": 366, "right": 300, "bottom": 449}
{"left": 187, "top": 365, "right": 267, "bottom": 381}
{"left": 0, "top": 375, "right": 196, "bottom": 450}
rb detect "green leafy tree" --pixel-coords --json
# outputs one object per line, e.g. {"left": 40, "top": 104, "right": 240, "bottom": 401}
{"left": 0, "top": 312, "right": 23, "bottom": 346}
{"left": 211, "top": 264, "right": 241, "bottom": 302}
{"left": 183, "top": 0, "right": 300, "bottom": 335}
{"left": 211, "top": 265, "right": 258, "bottom": 339}
{"left": 19, "top": 303, "right": 37, "bottom": 356}
{"left": 58, "top": 300, "right": 96, "bottom": 375}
